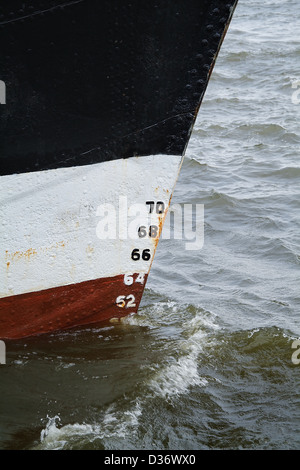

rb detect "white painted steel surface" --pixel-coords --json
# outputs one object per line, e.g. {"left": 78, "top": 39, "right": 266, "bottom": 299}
{"left": 0, "top": 154, "right": 183, "bottom": 298}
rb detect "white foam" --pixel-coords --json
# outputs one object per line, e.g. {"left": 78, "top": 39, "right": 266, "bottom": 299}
{"left": 122, "top": 300, "right": 181, "bottom": 328}
{"left": 124, "top": 302, "right": 220, "bottom": 399}
{"left": 37, "top": 401, "right": 142, "bottom": 450}
{"left": 147, "top": 309, "right": 219, "bottom": 399}
{"left": 148, "top": 349, "right": 208, "bottom": 399}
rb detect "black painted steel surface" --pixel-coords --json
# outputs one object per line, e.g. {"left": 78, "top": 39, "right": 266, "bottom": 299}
{"left": 0, "top": 0, "right": 237, "bottom": 176}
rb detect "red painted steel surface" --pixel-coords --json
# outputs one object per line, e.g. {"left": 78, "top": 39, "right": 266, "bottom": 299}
{"left": 0, "top": 274, "right": 147, "bottom": 339}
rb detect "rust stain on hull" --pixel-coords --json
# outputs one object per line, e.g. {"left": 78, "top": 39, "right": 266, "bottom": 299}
{"left": 5, "top": 241, "right": 66, "bottom": 263}
{"left": 5, "top": 248, "right": 37, "bottom": 262}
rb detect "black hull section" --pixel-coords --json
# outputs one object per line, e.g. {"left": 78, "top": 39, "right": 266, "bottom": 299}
{"left": 0, "top": 0, "right": 237, "bottom": 176}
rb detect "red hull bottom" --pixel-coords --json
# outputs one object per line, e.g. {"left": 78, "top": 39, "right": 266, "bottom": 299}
{"left": 0, "top": 274, "right": 147, "bottom": 340}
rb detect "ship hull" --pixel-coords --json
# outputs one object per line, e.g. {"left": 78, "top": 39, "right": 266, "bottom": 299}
{"left": 0, "top": 154, "right": 182, "bottom": 338}
{"left": 0, "top": 0, "right": 238, "bottom": 338}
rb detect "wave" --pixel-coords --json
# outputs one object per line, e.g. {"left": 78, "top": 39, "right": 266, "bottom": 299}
{"left": 268, "top": 166, "right": 300, "bottom": 179}
{"left": 35, "top": 303, "right": 220, "bottom": 450}
{"left": 35, "top": 321, "right": 299, "bottom": 450}
{"left": 37, "top": 399, "right": 143, "bottom": 450}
